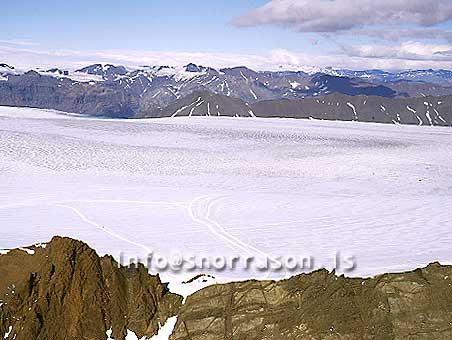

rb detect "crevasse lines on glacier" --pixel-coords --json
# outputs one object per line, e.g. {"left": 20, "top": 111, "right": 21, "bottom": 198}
{"left": 188, "top": 195, "right": 253, "bottom": 256}
{"left": 0, "top": 199, "right": 186, "bottom": 258}
{"left": 188, "top": 195, "right": 286, "bottom": 279}
{"left": 54, "top": 203, "right": 153, "bottom": 254}
{"left": 52, "top": 202, "right": 182, "bottom": 283}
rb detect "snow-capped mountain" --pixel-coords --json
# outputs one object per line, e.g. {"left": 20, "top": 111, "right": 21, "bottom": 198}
{"left": 75, "top": 63, "right": 128, "bottom": 81}
{"left": 70, "top": 63, "right": 401, "bottom": 105}
{"left": 0, "top": 62, "right": 452, "bottom": 125}
{"left": 321, "top": 68, "right": 452, "bottom": 85}
{"left": 0, "top": 63, "right": 17, "bottom": 81}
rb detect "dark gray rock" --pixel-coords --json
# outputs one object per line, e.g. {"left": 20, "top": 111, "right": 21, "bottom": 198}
{"left": 251, "top": 93, "right": 452, "bottom": 126}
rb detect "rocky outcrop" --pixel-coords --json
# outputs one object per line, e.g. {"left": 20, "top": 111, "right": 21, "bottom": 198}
{"left": 171, "top": 263, "right": 452, "bottom": 340}
{"left": 0, "top": 237, "right": 182, "bottom": 340}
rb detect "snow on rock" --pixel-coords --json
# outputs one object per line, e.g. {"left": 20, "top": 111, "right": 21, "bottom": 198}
{"left": 406, "top": 105, "right": 423, "bottom": 125}
{"left": 149, "top": 317, "right": 178, "bottom": 340}
{"left": 18, "top": 247, "right": 35, "bottom": 255}
{"left": 406, "top": 106, "right": 417, "bottom": 114}
{"left": 125, "top": 329, "right": 145, "bottom": 340}
{"left": 249, "top": 88, "right": 258, "bottom": 100}
{"left": 346, "top": 102, "right": 358, "bottom": 120}
{"left": 423, "top": 102, "right": 434, "bottom": 126}
{"left": 4, "top": 326, "right": 12, "bottom": 339}
{"left": 34, "top": 69, "right": 104, "bottom": 83}
{"left": 152, "top": 65, "right": 207, "bottom": 82}
{"left": 168, "top": 275, "right": 217, "bottom": 304}
{"left": 289, "top": 81, "right": 301, "bottom": 89}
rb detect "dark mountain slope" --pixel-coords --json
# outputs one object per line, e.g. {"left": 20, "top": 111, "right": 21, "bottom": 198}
{"left": 144, "top": 90, "right": 255, "bottom": 118}
{"left": 0, "top": 71, "right": 138, "bottom": 117}
{"left": 251, "top": 93, "right": 452, "bottom": 126}
{"left": 148, "top": 90, "right": 452, "bottom": 126}
{"left": 311, "top": 74, "right": 397, "bottom": 97}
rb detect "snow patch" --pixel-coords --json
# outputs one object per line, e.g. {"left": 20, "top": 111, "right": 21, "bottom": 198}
{"left": 4, "top": 326, "right": 12, "bottom": 339}
{"left": 125, "top": 329, "right": 145, "bottom": 340}
{"left": 289, "top": 81, "right": 300, "bottom": 89}
{"left": 406, "top": 106, "right": 417, "bottom": 114}
{"left": 346, "top": 102, "right": 358, "bottom": 120}
{"left": 19, "top": 247, "right": 35, "bottom": 255}
{"left": 149, "top": 316, "right": 178, "bottom": 340}
{"left": 249, "top": 88, "right": 258, "bottom": 100}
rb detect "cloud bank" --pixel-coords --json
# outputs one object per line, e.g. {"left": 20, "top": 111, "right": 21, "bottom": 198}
{"left": 231, "top": 0, "right": 452, "bottom": 33}
{"left": 2, "top": 44, "right": 452, "bottom": 72}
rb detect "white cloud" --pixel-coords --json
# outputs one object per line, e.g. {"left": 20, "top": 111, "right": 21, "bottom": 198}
{"left": 0, "top": 39, "right": 37, "bottom": 46}
{"left": 0, "top": 45, "right": 313, "bottom": 71}
{"left": 2, "top": 44, "right": 452, "bottom": 72}
{"left": 231, "top": 0, "right": 452, "bottom": 33}
{"left": 344, "top": 41, "right": 452, "bottom": 61}
{"left": 348, "top": 28, "right": 452, "bottom": 42}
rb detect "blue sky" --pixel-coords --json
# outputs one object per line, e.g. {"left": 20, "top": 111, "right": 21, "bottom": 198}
{"left": 1, "top": 0, "right": 321, "bottom": 53}
{"left": 1, "top": 0, "right": 452, "bottom": 70}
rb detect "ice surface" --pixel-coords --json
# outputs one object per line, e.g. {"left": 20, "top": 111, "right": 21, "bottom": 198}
{"left": 1, "top": 106, "right": 452, "bottom": 291}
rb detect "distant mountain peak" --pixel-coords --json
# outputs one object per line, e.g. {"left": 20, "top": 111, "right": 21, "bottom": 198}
{"left": 0, "top": 63, "right": 14, "bottom": 70}
{"left": 185, "top": 63, "right": 203, "bottom": 72}
{"left": 75, "top": 64, "right": 128, "bottom": 78}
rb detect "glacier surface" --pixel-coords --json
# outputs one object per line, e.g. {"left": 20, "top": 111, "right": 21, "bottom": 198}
{"left": 1, "top": 106, "right": 452, "bottom": 288}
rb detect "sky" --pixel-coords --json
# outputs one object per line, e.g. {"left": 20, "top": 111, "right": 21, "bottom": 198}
{"left": 1, "top": 0, "right": 452, "bottom": 71}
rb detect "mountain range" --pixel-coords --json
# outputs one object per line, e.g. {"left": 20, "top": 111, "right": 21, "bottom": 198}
{"left": 0, "top": 63, "right": 451, "bottom": 126}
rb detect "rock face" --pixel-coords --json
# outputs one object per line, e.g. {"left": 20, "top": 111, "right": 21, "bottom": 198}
{"left": 153, "top": 92, "right": 452, "bottom": 126}
{"left": 171, "top": 263, "right": 452, "bottom": 340}
{"left": 0, "top": 237, "right": 182, "bottom": 340}
{"left": 251, "top": 94, "right": 452, "bottom": 126}
{"left": 0, "top": 71, "right": 139, "bottom": 118}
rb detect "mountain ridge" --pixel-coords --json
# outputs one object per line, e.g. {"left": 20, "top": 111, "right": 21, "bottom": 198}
{"left": 1, "top": 62, "right": 452, "bottom": 125}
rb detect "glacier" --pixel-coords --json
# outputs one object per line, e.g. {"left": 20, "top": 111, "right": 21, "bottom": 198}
{"left": 0, "top": 105, "right": 451, "bottom": 290}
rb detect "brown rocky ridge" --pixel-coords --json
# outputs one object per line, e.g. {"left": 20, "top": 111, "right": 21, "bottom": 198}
{"left": 172, "top": 263, "right": 452, "bottom": 339}
{"left": 2, "top": 237, "right": 452, "bottom": 339}
{"left": 0, "top": 236, "right": 182, "bottom": 340}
